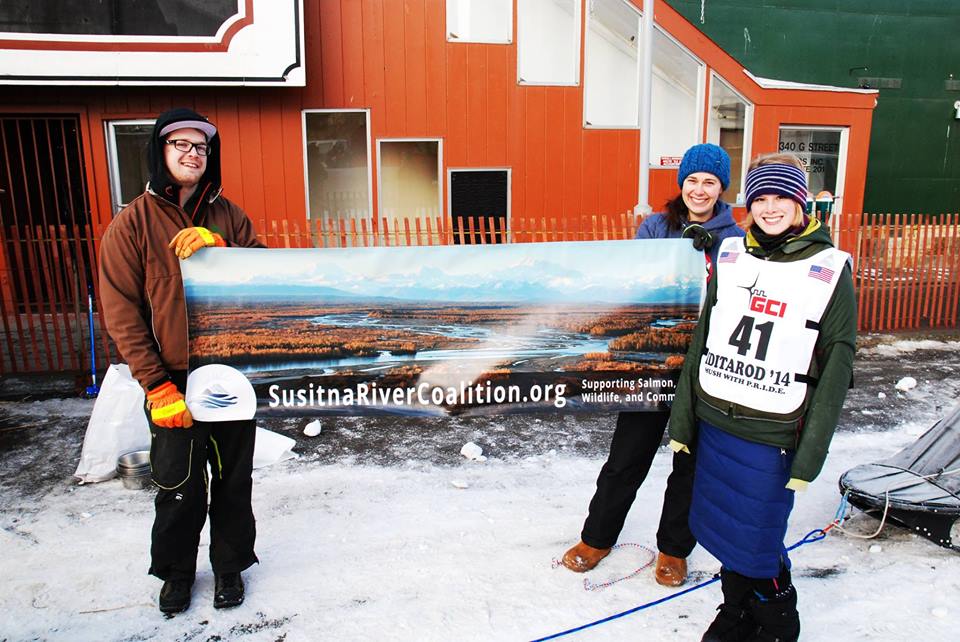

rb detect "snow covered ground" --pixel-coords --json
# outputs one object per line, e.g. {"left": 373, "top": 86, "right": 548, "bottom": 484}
{"left": 1, "top": 335, "right": 959, "bottom": 641}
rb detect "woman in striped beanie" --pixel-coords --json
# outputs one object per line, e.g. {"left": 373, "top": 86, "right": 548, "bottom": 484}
{"left": 667, "top": 152, "right": 857, "bottom": 641}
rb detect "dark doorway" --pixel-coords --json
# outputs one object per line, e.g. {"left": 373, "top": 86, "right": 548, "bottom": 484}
{"left": 0, "top": 114, "right": 93, "bottom": 310}
{"left": 449, "top": 169, "right": 509, "bottom": 244}
{"left": 0, "top": 115, "right": 91, "bottom": 229}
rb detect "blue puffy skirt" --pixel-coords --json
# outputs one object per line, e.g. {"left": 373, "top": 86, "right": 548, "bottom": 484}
{"left": 689, "top": 420, "right": 795, "bottom": 578}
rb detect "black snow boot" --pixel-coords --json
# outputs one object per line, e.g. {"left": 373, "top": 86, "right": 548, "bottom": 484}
{"left": 701, "top": 568, "right": 756, "bottom": 642}
{"left": 159, "top": 578, "right": 193, "bottom": 614}
{"left": 745, "top": 582, "right": 800, "bottom": 642}
{"left": 214, "top": 572, "right": 245, "bottom": 609}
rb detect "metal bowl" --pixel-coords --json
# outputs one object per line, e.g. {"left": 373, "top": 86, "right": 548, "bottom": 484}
{"left": 117, "top": 450, "right": 150, "bottom": 470}
{"left": 117, "top": 450, "right": 152, "bottom": 490}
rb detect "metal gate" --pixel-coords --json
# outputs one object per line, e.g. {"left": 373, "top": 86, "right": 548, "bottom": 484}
{"left": 0, "top": 114, "right": 104, "bottom": 375}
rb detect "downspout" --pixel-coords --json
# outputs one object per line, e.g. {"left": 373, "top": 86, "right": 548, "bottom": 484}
{"left": 634, "top": 0, "right": 655, "bottom": 216}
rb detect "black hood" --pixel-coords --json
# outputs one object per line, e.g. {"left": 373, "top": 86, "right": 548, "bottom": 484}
{"left": 147, "top": 107, "right": 223, "bottom": 221}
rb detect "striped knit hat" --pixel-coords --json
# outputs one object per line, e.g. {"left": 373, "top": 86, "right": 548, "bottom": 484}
{"left": 744, "top": 163, "right": 808, "bottom": 208}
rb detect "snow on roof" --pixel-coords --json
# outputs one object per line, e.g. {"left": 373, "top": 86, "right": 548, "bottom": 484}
{"left": 744, "top": 70, "right": 879, "bottom": 94}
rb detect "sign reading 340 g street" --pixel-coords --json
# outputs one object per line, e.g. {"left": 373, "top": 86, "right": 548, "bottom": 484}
{"left": 180, "top": 239, "right": 706, "bottom": 416}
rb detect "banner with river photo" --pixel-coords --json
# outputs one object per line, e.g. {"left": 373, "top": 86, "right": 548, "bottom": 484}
{"left": 181, "top": 239, "right": 706, "bottom": 416}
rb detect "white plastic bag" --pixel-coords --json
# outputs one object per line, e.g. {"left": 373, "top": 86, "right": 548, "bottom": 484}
{"left": 252, "top": 427, "right": 297, "bottom": 469}
{"left": 74, "top": 364, "right": 150, "bottom": 483}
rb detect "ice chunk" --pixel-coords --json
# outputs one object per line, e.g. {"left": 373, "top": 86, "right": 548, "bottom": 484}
{"left": 303, "top": 419, "right": 322, "bottom": 437}
{"left": 451, "top": 480, "right": 469, "bottom": 489}
{"left": 460, "top": 442, "right": 483, "bottom": 460}
{"left": 895, "top": 377, "right": 917, "bottom": 392}
{"left": 877, "top": 392, "right": 886, "bottom": 399}
{"left": 932, "top": 607, "right": 948, "bottom": 618}
{"left": 869, "top": 544, "right": 882, "bottom": 554}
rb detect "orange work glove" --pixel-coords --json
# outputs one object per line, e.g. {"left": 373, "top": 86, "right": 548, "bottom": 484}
{"left": 169, "top": 226, "right": 226, "bottom": 259}
{"left": 146, "top": 381, "right": 194, "bottom": 428}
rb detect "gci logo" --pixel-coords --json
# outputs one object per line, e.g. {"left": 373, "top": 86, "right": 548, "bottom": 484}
{"left": 749, "top": 295, "right": 787, "bottom": 318}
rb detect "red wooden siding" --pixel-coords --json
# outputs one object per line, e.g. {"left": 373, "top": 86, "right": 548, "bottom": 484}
{"left": 309, "top": 0, "right": 653, "bottom": 224}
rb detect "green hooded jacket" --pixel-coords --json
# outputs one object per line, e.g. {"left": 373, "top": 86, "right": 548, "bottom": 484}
{"left": 668, "top": 218, "right": 857, "bottom": 483}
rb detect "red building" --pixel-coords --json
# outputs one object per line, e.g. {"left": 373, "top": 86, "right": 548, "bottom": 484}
{"left": 0, "top": 0, "right": 886, "bottom": 377}
{"left": 0, "top": 0, "right": 876, "bottom": 235}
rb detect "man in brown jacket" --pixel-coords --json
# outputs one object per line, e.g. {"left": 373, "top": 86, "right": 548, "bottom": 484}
{"left": 99, "top": 108, "right": 265, "bottom": 615}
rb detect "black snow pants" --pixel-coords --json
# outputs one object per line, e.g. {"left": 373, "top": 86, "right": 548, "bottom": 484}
{"left": 146, "top": 372, "right": 259, "bottom": 582}
{"left": 580, "top": 410, "right": 696, "bottom": 557}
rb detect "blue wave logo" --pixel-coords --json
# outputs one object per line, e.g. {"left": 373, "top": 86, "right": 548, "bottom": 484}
{"left": 197, "top": 385, "right": 238, "bottom": 409}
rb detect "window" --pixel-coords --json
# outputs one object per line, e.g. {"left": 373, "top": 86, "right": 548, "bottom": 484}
{"left": 0, "top": 0, "right": 239, "bottom": 36}
{"left": 517, "top": 0, "right": 581, "bottom": 86}
{"left": 708, "top": 74, "right": 753, "bottom": 203}
{"left": 447, "top": 0, "right": 512, "bottom": 43}
{"left": 584, "top": 0, "right": 642, "bottom": 128}
{"left": 377, "top": 139, "right": 442, "bottom": 225}
{"left": 650, "top": 28, "right": 703, "bottom": 166}
{"left": 448, "top": 168, "right": 510, "bottom": 244}
{"left": 303, "top": 110, "right": 372, "bottom": 222}
{"left": 106, "top": 120, "right": 153, "bottom": 213}
{"left": 779, "top": 126, "right": 849, "bottom": 215}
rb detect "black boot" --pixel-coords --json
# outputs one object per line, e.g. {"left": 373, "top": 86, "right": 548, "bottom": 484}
{"left": 158, "top": 578, "right": 193, "bottom": 614}
{"left": 745, "top": 581, "right": 800, "bottom": 642}
{"left": 702, "top": 568, "right": 756, "bottom": 641}
{"left": 214, "top": 572, "right": 245, "bottom": 609}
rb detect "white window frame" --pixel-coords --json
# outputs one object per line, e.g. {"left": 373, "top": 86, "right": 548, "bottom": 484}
{"left": 777, "top": 124, "right": 850, "bottom": 218}
{"left": 376, "top": 137, "right": 444, "bottom": 222}
{"left": 649, "top": 25, "right": 705, "bottom": 168}
{"left": 583, "top": 0, "right": 642, "bottom": 129}
{"left": 301, "top": 108, "right": 374, "bottom": 222}
{"left": 446, "top": 0, "right": 513, "bottom": 44}
{"left": 105, "top": 118, "right": 154, "bottom": 214}
{"left": 446, "top": 167, "right": 513, "bottom": 235}
{"left": 517, "top": 0, "right": 582, "bottom": 86}
{"left": 708, "top": 71, "right": 754, "bottom": 204}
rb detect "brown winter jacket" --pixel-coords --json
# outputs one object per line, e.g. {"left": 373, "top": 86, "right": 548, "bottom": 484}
{"left": 99, "top": 190, "right": 264, "bottom": 390}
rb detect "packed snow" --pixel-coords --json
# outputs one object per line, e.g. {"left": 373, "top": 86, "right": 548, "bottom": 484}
{"left": 303, "top": 419, "right": 323, "bottom": 437}
{"left": 895, "top": 377, "right": 918, "bottom": 392}
{"left": 1, "top": 335, "right": 958, "bottom": 641}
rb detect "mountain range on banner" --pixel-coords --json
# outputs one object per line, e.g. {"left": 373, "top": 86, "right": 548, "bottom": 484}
{"left": 184, "top": 260, "right": 702, "bottom": 305}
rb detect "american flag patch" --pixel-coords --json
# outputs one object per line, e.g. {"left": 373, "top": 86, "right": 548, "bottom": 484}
{"left": 718, "top": 251, "right": 739, "bottom": 263}
{"left": 808, "top": 265, "right": 835, "bottom": 282}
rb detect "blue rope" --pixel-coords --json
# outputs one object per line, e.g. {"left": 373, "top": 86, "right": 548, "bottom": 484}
{"left": 530, "top": 576, "right": 719, "bottom": 642}
{"left": 786, "top": 528, "right": 828, "bottom": 552}
{"left": 834, "top": 491, "right": 851, "bottom": 523}
{"left": 532, "top": 528, "right": 829, "bottom": 642}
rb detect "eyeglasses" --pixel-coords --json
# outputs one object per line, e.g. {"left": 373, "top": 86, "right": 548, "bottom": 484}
{"left": 165, "top": 139, "right": 210, "bottom": 156}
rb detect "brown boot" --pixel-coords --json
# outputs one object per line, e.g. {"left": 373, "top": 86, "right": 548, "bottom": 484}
{"left": 655, "top": 552, "right": 688, "bottom": 587}
{"left": 560, "top": 541, "right": 611, "bottom": 572}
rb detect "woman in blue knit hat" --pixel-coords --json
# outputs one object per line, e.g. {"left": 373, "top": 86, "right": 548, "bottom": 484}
{"left": 668, "top": 152, "right": 856, "bottom": 641}
{"left": 561, "top": 143, "right": 744, "bottom": 587}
